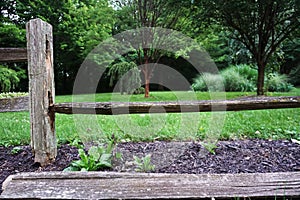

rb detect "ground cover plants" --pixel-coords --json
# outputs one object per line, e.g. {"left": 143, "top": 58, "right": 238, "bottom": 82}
{"left": 0, "top": 89, "right": 299, "bottom": 146}
{"left": 63, "top": 139, "right": 120, "bottom": 171}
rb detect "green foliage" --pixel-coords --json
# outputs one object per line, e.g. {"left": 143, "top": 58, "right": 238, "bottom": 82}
{"left": 0, "top": 0, "right": 115, "bottom": 93}
{"left": 0, "top": 23, "right": 26, "bottom": 47}
{"left": 192, "top": 65, "right": 256, "bottom": 92}
{"left": 11, "top": 146, "right": 22, "bottom": 155}
{"left": 108, "top": 62, "right": 141, "bottom": 95}
{"left": 133, "top": 87, "right": 145, "bottom": 95}
{"left": 191, "top": 73, "right": 223, "bottom": 92}
{"left": 134, "top": 154, "right": 155, "bottom": 172}
{"left": 0, "top": 91, "right": 300, "bottom": 146}
{"left": 202, "top": 142, "right": 218, "bottom": 155}
{"left": 0, "top": 66, "right": 22, "bottom": 92}
{"left": 265, "top": 73, "right": 294, "bottom": 92}
{"left": 197, "top": 25, "right": 231, "bottom": 69}
{"left": 222, "top": 67, "right": 256, "bottom": 92}
{"left": 199, "top": 0, "right": 299, "bottom": 95}
{"left": 64, "top": 140, "right": 117, "bottom": 171}
{"left": 289, "top": 65, "right": 300, "bottom": 86}
{"left": 0, "top": 92, "right": 28, "bottom": 99}
{"left": 192, "top": 65, "right": 294, "bottom": 92}
{"left": 234, "top": 64, "right": 257, "bottom": 82}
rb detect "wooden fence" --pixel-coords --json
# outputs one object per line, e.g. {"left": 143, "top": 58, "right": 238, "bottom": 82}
{"left": 0, "top": 18, "right": 299, "bottom": 165}
{"left": 1, "top": 18, "right": 300, "bottom": 199}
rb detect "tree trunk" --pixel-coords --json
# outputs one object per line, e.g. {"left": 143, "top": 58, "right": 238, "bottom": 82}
{"left": 143, "top": 52, "right": 150, "bottom": 98}
{"left": 143, "top": 66, "right": 150, "bottom": 98}
{"left": 257, "top": 61, "right": 266, "bottom": 96}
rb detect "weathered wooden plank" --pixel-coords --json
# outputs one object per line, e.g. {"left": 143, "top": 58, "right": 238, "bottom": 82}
{"left": 1, "top": 172, "right": 300, "bottom": 199}
{"left": 0, "top": 96, "right": 29, "bottom": 112}
{"left": 0, "top": 48, "right": 27, "bottom": 62}
{"left": 54, "top": 96, "right": 300, "bottom": 115}
{"left": 26, "top": 18, "right": 56, "bottom": 166}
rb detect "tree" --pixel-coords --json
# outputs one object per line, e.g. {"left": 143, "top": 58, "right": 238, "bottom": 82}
{"left": 0, "top": 2, "right": 27, "bottom": 92}
{"left": 107, "top": 61, "right": 141, "bottom": 94}
{"left": 1, "top": 0, "right": 115, "bottom": 94}
{"left": 112, "top": 0, "right": 191, "bottom": 97}
{"left": 201, "top": 0, "right": 300, "bottom": 95}
{"left": 57, "top": 0, "right": 114, "bottom": 93}
{"left": 0, "top": 65, "right": 24, "bottom": 92}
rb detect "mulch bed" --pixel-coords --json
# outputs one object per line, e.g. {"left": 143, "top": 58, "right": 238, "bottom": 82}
{"left": 1, "top": 139, "right": 300, "bottom": 194}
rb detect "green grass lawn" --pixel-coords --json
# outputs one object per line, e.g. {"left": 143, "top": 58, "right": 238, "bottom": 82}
{"left": 0, "top": 89, "right": 299, "bottom": 146}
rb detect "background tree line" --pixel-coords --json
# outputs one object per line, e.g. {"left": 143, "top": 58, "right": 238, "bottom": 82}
{"left": 0, "top": 0, "right": 299, "bottom": 95}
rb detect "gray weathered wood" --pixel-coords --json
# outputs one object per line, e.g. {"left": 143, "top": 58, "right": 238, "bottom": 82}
{"left": 1, "top": 171, "right": 300, "bottom": 199}
{"left": 26, "top": 18, "right": 56, "bottom": 166}
{"left": 0, "top": 48, "right": 27, "bottom": 62}
{"left": 0, "top": 96, "right": 29, "bottom": 112}
{"left": 54, "top": 96, "right": 300, "bottom": 115}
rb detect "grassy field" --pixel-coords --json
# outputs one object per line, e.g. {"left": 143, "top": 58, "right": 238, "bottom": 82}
{"left": 0, "top": 89, "right": 299, "bottom": 146}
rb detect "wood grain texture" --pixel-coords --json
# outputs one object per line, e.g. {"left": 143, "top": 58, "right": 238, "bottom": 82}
{"left": 0, "top": 48, "right": 27, "bottom": 62}
{"left": 1, "top": 171, "right": 300, "bottom": 199}
{"left": 54, "top": 96, "right": 300, "bottom": 115}
{"left": 26, "top": 18, "right": 56, "bottom": 166}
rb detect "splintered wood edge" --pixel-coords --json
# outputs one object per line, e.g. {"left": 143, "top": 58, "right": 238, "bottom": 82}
{"left": 1, "top": 174, "right": 14, "bottom": 191}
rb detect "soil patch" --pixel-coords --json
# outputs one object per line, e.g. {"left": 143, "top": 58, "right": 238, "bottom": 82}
{"left": 1, "top": 140, "right": 300, "bottom": 195}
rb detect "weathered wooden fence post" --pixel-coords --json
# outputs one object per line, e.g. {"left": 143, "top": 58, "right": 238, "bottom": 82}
{"left": 26, "top": 18, "right": 56, "bottom": 166}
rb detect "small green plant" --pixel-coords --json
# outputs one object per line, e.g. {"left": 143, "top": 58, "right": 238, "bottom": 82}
{"left": 202, "top": 142, "right": 218, "bottom": 154}
{"left": 11, "top": 146, "right": 22, "bottom": 154}
{"left": 64, "top": 140, "right": 118, "bottom": 171}
{"left": 134, "top": 154, "right": 155, "bottom": 172}
{"left": 70, "top": 138, "right": 84, "bottom": 149}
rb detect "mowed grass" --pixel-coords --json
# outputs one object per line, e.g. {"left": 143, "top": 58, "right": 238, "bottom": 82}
{"left": 0, "top": 89, "right": 299, "bottom": 146}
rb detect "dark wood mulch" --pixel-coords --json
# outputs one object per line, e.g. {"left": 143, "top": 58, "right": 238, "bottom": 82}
{"left": 1, "top": 140, "right": 300, "bottom": 195}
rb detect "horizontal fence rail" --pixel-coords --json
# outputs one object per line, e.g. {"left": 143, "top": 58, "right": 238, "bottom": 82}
{"left": 1, "top": 18, "right": 300, "bottom": 199}
{"left": 1, "top": 96, "right": 299, "bottom": 114}
{"left": 54, "top": 96, "right": 300, "bottom": 115}
{"left": 0, "top": 48, "right": 27, "bottom": 62}
{"left": 2, "top": 171, "right": 300, "bottom": 199}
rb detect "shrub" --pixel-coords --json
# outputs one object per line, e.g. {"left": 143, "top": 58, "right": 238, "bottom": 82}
{"left": 191, "top": 73, "right": 224, "bottom": 92}
{"left": 265, "top": 73, "right": 294, "bottom": 92}
{"left": 133, "top": 87, "right": 145, "bottom": 94}
{"left": 191, "top": 64, "right": 294, "bottom": 92}
{"left": 234, "top": 64, "right": 257, "bottom": 82}
{"left": 0, "top": 65, "right": 20, "bottom": 92}
{"left": 221, "top": 67, "right": 256, "bottom": 92}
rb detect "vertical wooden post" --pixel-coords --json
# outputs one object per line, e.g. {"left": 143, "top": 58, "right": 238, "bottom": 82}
{"left": 26, "top": 19, "right": 56, "bottom": 166}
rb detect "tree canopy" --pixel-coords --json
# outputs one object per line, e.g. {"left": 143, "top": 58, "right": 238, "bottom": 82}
{"left": 199, "top": 0, "right": 300, "bottom": 95}
{"left": 0, "top": 0, "right": 299, "bottom": 94}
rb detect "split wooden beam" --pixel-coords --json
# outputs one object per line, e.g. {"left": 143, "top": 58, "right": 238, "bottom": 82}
{"left": 0, "top": 48, "right": 27, "bottom": 62}
{"left": 1, "top": 171, "right": 300, "bottom": 199}
{"left": 26, "top": 18, "right": 56, "bottom": 166}
{"left": 54, "top": 96, "right": 300, "bottom": 115}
